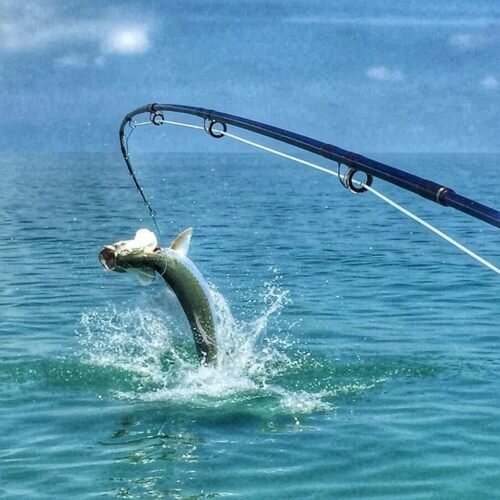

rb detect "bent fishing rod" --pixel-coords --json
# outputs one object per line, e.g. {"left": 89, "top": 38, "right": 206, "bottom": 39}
{"left": 118, "top": 103, "right": 500, "bottom": 275}
{"left": 120, "top": 103, "right": 500, "bottom": 230}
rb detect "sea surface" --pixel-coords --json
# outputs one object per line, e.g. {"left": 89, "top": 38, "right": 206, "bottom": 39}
{"left": 1, "top": 151, "right": 499, "bottom": 498}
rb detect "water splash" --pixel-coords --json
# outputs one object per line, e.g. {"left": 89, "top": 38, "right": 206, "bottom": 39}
{"left": 78, "top": 307, "right": 182, "bottom": 386}
{"left": 76, "top": 277, "right": 386, "bottom": 415}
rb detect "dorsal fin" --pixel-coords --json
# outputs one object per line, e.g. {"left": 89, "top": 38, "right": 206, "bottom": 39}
{"left": 170, "top": 228, "right": 193, "bottom": 256}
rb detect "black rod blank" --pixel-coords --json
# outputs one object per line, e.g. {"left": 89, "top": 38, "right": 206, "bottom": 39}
{"left": 119, "top": 103, "right": 500, "bottom": 229}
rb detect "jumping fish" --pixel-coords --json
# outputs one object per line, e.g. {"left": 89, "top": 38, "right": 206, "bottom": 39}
{"left": 98, "top": 228, "right": 217, "bottom": 365}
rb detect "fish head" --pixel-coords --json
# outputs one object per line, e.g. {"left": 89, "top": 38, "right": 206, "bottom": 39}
{"left": 98, "top": 243, "right": 124, "bottom": 272}
{"left": 98, "top": 229, "right": 159, "bottom": 284}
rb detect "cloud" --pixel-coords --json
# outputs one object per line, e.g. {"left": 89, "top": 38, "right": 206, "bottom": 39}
{"left": 480, "top": 75, "right": 499, "bottom": 90}
{"left": 448, "top": 27, "right": 500, "bottom": 50}
{"left": 449, "top": 33, "right": 484, "bottom": 49}
{"left": 53, "top": 53, "right": 89, "bottom": 68}
{"left": 0, "top": 1, "right": 152, "bottom": 64}
{"left": 104, "top": 27, "right": 151, "bottom": 55}
{"left": 286, "top": 15, "right": 497, "bottom": 28}
{"left": 366, "top": 66, "right": 404, "bottom": 82}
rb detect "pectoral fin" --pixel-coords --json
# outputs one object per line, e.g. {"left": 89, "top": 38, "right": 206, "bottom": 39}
{"left": 127, "top": 267, "right": 156, "bottom": 286}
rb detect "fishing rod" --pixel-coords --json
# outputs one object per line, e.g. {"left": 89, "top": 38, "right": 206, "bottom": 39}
{"left": 118, "top": 103, "right": 500, "bottom": 275}
{"left": 120, "top": 103, "right": 500, "bottom": 230}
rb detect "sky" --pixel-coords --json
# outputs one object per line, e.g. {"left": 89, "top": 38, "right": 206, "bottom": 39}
{"left": 1, "top": 0, "right": 499, "bottom": 153}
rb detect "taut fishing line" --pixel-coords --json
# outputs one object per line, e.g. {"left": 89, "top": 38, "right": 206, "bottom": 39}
{"left": 120, "top": 105, "right": 500, "bottom": 276}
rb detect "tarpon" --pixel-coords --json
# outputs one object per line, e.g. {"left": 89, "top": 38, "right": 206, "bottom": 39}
{"left": 98, "top": 228, "right": 218, "bottom": 365}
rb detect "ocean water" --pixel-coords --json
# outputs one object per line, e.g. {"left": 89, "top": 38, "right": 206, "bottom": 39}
{"left": 1, "top": 151, "right": 499, "bottom": 498}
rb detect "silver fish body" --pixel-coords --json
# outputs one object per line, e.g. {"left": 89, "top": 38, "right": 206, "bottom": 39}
{"left": 99, "top": 228, "right": 217, "bottom": 365}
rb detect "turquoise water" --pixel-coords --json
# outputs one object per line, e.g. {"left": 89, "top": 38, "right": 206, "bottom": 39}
{"left": 1, "top": 152, "right": 499, "bottom": 498}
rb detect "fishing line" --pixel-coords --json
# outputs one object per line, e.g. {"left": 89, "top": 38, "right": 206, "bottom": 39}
{"left": 216, "top": 128, "right": 500, "bottom": 274}
{"left": 124, "top": 117, "right": 500, "bottom": 276}
{"left": 362, "top": 184, "right": 500, "bottom": 275}
{"left": 123, "top": 121, "right": 161, "bottom": 235}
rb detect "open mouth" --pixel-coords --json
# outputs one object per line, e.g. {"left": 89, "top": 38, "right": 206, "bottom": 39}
{"left": 99, "top": 246, "right": 116, "bottom": 271}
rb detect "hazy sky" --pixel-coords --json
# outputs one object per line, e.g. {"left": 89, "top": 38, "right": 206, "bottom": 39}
{"left": 1, "top": 0, "right": 499, "bottom": 153}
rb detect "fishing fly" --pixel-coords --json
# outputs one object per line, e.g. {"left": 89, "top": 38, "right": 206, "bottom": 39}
{"left": 119, "top": 103, "right": 500, "bottom": 276}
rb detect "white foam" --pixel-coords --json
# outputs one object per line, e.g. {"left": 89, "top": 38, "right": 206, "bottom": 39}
{"left": 77, "top": 277, "right": 335, "bottom": 415}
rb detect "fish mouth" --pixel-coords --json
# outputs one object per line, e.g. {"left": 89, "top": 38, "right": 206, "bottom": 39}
{"left": 99, "top": 246, "right": 117, "bottom": 271}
